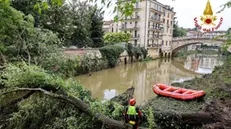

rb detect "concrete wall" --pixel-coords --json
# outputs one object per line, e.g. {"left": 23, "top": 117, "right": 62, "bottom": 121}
{"left": 64, "top": 49, "right": 130, "bottom": 65}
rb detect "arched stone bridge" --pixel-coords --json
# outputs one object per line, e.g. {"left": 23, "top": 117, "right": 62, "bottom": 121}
{"left": 168, "top": 37, "right": 226, "bottom": 56}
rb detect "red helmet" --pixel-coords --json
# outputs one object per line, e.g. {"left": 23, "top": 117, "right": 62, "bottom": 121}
{"left": 129, "top": 98, "right": 136, "bottom": 106}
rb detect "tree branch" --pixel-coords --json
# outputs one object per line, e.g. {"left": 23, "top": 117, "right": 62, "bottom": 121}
{"left": 1, "top": 88, "right": 133, "bottom": 129}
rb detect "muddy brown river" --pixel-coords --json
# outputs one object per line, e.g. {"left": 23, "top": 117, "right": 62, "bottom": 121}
{"left": 75, "top": 53, "right": 223, "bottom": 105}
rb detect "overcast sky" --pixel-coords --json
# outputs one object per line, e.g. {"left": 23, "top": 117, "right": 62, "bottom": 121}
{"left": 103, "top": 0, "right": 231, "bottom": 30}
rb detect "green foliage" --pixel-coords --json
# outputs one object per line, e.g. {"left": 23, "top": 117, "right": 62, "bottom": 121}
{"left": 40, "top": 52, "right": 107, "bottom": 77}
{"left": 104, "top": 32, "right": 130, "bottom": 44}
{"left": 1, "top": 62, "right": 65, "bottom": 91}
{"left": 0, "top": 2, "right": 61, "bottom": 64}
{"left": 221, "top": 34, "right": 231, "bottom": 52}
{"left": 173, "top": 20, "right": 187, "bottom": 37}
{"left": 0, "top": 63, "right": 125, "bottom": 129}
{"left": 147, "top": 107, "right": 158, "bottom": 129}
{"left": 140, "top": 47, "right": 148, "bottom": 59}
{"left": 70, "top": 2, "right": 92, "bottom": 48}
{"left": 141, "top": 56, "right": 157, "bottom": 62}
{"left": 99, "top": 45, "right": 124, "bottom": 67}
{"left": 126, "top": 43, "right": 148, "bottom": 61}
{"left": 132, "top": 47, "right": 142, "bottom": 60}
{"left": 89, "top": 6, "right": 105, "bottom": 48}
{"left": 217, "top": 0, "right": 231, "bottom": 13}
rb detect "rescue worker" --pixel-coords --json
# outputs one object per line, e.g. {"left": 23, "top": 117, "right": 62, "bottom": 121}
{"left": 124, "top": 98, "right": 143, "bottom": 129}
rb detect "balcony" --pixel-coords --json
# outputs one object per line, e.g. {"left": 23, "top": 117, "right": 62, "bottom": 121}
{"left": 149, "top": 16, "right": 163, "bottom": 23}
{"left": 148, "top": 26, "right": 163, "bottom": 32}
{"left": 120, "top": 25, "right": 140, "bottom": 30}
{"left": 148, "top": 35, "right": 163, "bottom": 40}
{"left": 134, "top": 5, "right": 141, "bottom": 10}
{"left": 147, "top": 44, "right": 162, "bottom": 48}
{"left": 149, "top": 7, "right": 163, "bottom": 14}
{"left": 130, "top": 35, "right": 140, "bottom": 40}
{"left": 122, "top": 15, "right": 140, "bottom": 21}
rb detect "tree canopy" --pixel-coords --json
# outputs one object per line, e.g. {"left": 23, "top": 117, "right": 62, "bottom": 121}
{"left": 173, "top": 20, "right": 187, "bottom": 37}
{"left": 104, "top": 32, "right": 131, "bottom": 44}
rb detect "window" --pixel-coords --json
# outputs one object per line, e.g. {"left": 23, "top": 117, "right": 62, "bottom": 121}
{"left": 135, "top": 12, "right": 138, "bottom": 17}
{"left": 130, "top": 22, "right": 132, "bottom": 24}
{"left": 162, "top": 40, "right": 164, "bottom": 45}
{"left": 136, "top": 2, "right": 139, "bottom": 8}
{"left": 171, "top": 21, "right": 172, "bottom": 25}
{"left": 163, "top": 19, "right": 165, "bottom": 23}
{"left": 135, "top": 30, "right": 137, "bottom": 37}
{"left": 166, "top": 41, "right": 168, "bottom": 46}
{"left": 112, "top": 28, "right": 113, "bottom": 32}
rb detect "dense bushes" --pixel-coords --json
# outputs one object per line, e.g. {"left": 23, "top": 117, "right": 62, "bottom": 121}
{"left": 40, "top": 53, "right": 107, "bottom": 77}
{"left": 104, "top": 32, "right": 130, "bottom": 44}
{"left": 99, "top": 45, "right": 124, "bottom": 67}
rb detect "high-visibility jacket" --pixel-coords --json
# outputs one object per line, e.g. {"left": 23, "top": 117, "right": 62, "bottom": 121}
{"left": 124, "top": 106, "right": 142, "bottom": 121}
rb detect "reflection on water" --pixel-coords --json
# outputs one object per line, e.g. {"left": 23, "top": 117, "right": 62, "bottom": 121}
{"left": 177, "top": 54, "right": 224, "bottom": 74}
{"left": 75, "top": 53, "right": 223, "bottom": 105}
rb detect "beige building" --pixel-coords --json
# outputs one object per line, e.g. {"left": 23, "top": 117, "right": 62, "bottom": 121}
{"left": 201, "top": 31, "right": 226, "bottom": 38}
{"left": 104, "top": 0, "right": 176, "bottom": 58}
{"left": 103, "top": 20, "right": 118, "bottom": 34}
{"left": 161, "top": 5, "right": 175, "bottom": 57}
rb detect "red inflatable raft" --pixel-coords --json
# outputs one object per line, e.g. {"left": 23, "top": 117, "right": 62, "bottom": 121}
{"left": 153, "top": 84, "right": 205, "bottom": 100}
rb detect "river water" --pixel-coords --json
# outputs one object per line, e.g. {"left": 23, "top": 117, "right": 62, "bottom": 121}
{"left": 75, "top": 53, "right": 224, "bottom": 105}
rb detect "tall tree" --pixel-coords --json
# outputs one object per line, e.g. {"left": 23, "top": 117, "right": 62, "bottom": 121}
{"left": 89, "top": 6, "right": 104, "bottom": 48}
{"left": 173, "top": 20, "right": 187, "bottom": 37}
{"left": 70, "top": 1, "right": 92, "bottom": 48}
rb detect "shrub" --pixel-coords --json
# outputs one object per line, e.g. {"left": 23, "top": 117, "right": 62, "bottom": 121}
{"left": 140, "top": 47, "right": 148, "bottom": 59}
{"left": 99, "top": 45, "right": 124, "bottom": 67}
{"left": 126, "top": 43, "right": 148, "bottom": 61}
{"left": 1, "top": 62, "right": 65, "bottom": 92}
{"left": 104, "top": 32, "right": 130, "bottom": 44}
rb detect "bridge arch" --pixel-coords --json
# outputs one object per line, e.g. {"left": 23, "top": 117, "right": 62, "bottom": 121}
{"left": 172, "top": 42, "right": 202, "bottom": 53}
{"left": 171, "top": 37, "right": 225, "bottom": 56}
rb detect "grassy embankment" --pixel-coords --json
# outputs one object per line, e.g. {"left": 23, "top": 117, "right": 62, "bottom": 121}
{"left": 139, "top": 55, "right": 231, "bottom": 129}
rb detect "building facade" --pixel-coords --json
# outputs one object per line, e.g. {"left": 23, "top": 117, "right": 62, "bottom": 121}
{"left": 103, "top": 20, "right": 118, "bottom": 34}
{"left": 201, "top": 31, "right": 226, "bottom": 38}
{"left": 186, "top": 30, "right": 203, "bottom": 38}
{"left": 103, "top": 0, "right": 175, "bottom": 57}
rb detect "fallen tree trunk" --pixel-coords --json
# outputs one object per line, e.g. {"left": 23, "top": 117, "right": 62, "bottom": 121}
{"left": 1, "top": 88, "right": 134, "bottom": 129}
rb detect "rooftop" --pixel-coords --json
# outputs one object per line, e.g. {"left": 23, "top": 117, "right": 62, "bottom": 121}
{"left": 103, "top": 20, "right": 114, "bottom": 25}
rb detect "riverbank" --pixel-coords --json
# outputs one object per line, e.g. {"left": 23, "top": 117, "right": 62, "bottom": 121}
{"left": 137, "top": 55, "right": 231, "bottom": 128}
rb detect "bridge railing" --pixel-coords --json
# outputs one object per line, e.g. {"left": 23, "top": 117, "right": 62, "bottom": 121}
{"left": 172, "top": 36, "right": 227, "bottom": 41}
